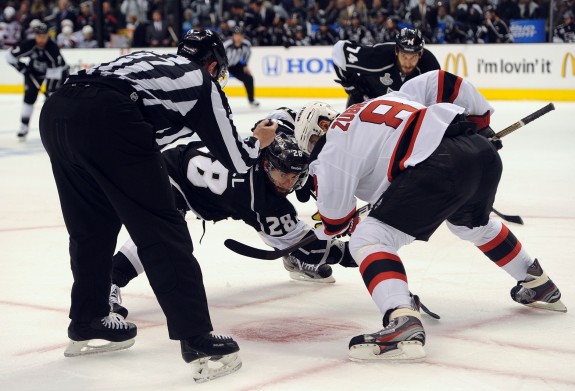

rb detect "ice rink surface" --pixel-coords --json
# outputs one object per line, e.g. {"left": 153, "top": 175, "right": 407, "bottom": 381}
{"left": 1, "top": 93, "right": 574, "bottom": 391}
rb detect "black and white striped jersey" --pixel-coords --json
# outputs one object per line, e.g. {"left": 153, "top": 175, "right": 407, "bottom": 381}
{"left": 75, "top": 50, "right": 259, "bottom": 173}
{"left": 223, "top": 38, "right": 252, "bottom": 67}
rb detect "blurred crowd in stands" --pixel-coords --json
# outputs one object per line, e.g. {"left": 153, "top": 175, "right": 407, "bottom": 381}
{"left": 1, "top": 0, "right": 574, "bottom": 50}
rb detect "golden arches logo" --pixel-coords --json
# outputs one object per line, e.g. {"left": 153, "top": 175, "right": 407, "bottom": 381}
{"left": 444, "top": 53, "right": 468, "bottom": 76}
{"left": 561, "top": 52, "right": 575, "bottom": 77}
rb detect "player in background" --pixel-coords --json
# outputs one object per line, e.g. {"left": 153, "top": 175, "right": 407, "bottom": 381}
{"left": 553, "top": 10, "right": 575, "bottom": 43}
{"left": 109, "top": 109, "right": 357, "bottom": 318}
{"left": 332, "top": 27, "right": 440, "bottom": 108}
{"left": 294, "top": 70, "right": 565, "bottom": 362}
{"left": 5, "top": 22, "right": 68, "bottom": 140}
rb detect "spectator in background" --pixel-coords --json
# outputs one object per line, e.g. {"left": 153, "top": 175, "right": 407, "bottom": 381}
{"left": 217, "top": 19, "right": 233, "bottom": 41}
{"left": 409, "top": 0, "right": 437, "bottom": 42}
{"left": 517, "top": 0, "right": 543, "bottom": 19}
{"left": 1, "top": 6, "right": 22, "bottom": 49}
{"left": 129, "top": 13, "right": 148, "bottom": 47}
{"left": 380, "top": 16, "right": 401, "bottom": 42}
{"left": 371, "top": 8, "right": 390, "bottom": 43}
{"left": 146, "top": 9, "right": 172, "bottom": 47}
{"left": 56, "top": 19, "right": 77, "bottom": 48}
{"left": 182, "top": 8, "right": 195, "bottom": 33}
{"left": 455, "top": 0, "right": 483, "bottom": 42}
{"left": 16, "top": 0, "right": 33, "bottom": 32}
{"left": 389, "top": 0, "right": 408, "bottom": 24}
{"left": 312, "top": 18, "right": 339, "bottom": 45}
{"left": 224, "top": 26, "right": 260, "bottom": 107}
{"left": 477, "top": 6, "right": 513, "bottom": 43}
{"left": 553, "top": 10, "right": 575, "bottom": 42}
{"left": 76, "top": 24, "right": 98, "bottom": 48}
{"left": 102, "top": 1, "right": 120, "bottom": 43}
{"left": 433, "top": 1, "right": 455, "bottom": 43}
{"left": 248, "top": 0, "right": 277, "bottom": 45}
{"left": 340, "top": 11, "right": 375, "bottom": 44}
{"left": 49, "top": 0, "right": 78, "bottom": 34}
{"left": 313, "top": 0, "right": 338, "bottom": 25}
{"left": 496, "top": 0, "right": 520, "bottom": 25}
{"left": 120, "top": 0, "right": 148, "bottom": 24}
{"left": 30, "top": 0, "right": 48, "bottom": 21}
{"left": 76, "top": 1, "right": 96, "bottom": 31}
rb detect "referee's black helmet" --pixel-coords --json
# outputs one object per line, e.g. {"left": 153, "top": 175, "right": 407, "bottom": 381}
{"left": 178, "top": 29, "right": 229, "bottom": 82}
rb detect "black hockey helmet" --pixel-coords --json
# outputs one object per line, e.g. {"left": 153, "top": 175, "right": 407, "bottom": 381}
{"left": 396, "top": 28, "right": 424, "bottom": 53}
{"left": 34, "top": 22, "right": 49, "bottom": 35}
{"left": 178, "top": 29, "right": 229, "bottom": 83}
{"left": 264, "top": 133, "right": 309, "bottom": 194}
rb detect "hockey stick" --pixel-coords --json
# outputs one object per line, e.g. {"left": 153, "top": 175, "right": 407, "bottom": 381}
{"left": 224, "top": 204, "right": 371, "bottom": 260}
{"left": 489, "top": 103, "right": 555, "bottom": 225}
{"left": 492, "top": 103, "right": 555, "bottom": 140}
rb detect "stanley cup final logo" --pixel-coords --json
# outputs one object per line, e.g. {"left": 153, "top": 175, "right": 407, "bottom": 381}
{"left": 561, "top": 52, "right": 575, "bottom": 78}
{"left": 444, "top": 53, "right": 468, "bottom": 76}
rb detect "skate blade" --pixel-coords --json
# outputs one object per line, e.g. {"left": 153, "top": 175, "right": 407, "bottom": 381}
{"left": 191, "top": 352, "right": 242, "bottom": 383}
{"left": 348, "top": 341, "right": 426, "bottom": 362}
{"left": 289, "top": 271, "right": 335, "bottom": 284}
{"left": 64, "top": 338, "right": 135, "bottom": 357}
{"left": 525, "top": 299, "right": 567, "bottom": 313}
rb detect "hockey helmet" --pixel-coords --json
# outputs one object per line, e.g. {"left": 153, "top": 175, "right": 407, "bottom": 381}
{"left": 3, "top": 6, "right": 16, "bottom": 20}
{"left": 395, "top": 28, "right": 424, "bottom": 53}
{"left": 34, "top": 22, "right": 49, "bottom": 35}
{"left": 264, "top": 133, "right": 309, "bottom": 195}
{"left": 294, "top": 102, "right": 339, "bottom": 155}
{"left": 178, "top": 29, "right": 229, "bottom": 86}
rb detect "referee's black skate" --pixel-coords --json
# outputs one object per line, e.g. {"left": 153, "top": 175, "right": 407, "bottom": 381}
{"left": 282, "top": 255, "right": 335, "bottom": 283}
{"left": 181, "top": 333, "right": 242, "bottom": 383}
{"left": 65, "top": 313, "right": 137, "bottom": 357}
{"left": 510, "top": 259, "right": 566, "bottom": 312}
{"left": 349, "top": 304, "right": 426, "bottom": 362}
{"left": 109, "top": 284, "right": 129, "bottom": 318}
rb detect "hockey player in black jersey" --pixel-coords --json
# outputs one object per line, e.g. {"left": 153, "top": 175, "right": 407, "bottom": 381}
{"left": 39, "top": 29, "right": 277, "bottom": 383}
{"left": 5, "top": 22, "right": 68, "bottom": 140}
{"left": 332, "top": 27, "right": 440, "bottom": 107}
{"left": 109, "top": 110, "right": 356, "bottom": 319}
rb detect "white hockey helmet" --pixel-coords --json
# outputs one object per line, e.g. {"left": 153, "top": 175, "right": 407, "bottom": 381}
{"left": 294, "top": 102, "right": 338, "bottom": 155}
{"left": 3, "top": 6, "right": 16, "bottom": 20}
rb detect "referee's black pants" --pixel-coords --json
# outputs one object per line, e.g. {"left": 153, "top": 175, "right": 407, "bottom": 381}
{"left": 39, "top": 82, "right": 212, "bottom": 340}
{"left": 229, "top": 64, "right": 255, "bottom": 103}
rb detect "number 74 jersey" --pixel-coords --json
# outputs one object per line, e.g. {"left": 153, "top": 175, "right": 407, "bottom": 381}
{"left": 162, "top": 142, "right": 307, "bottom": 247}
{"left": 310, "top": 95, "right": 466, "bottom": 227}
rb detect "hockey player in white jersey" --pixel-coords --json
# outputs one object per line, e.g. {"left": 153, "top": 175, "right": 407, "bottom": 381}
{"left": 294, "top": 70, "right": 565, "bottom": 362}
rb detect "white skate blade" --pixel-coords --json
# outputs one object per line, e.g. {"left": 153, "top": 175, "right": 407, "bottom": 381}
{"left": 525, "top": 299, "right": 567, "bottom": 313}
{"left": 190, "top": 352, "right": 242, "bottom": 383}
{"left": 348, "top": 341, "right": 426, "bottom": 362}
{"left": 64, "top": 338, "right": 135, "bottom": 357}
{"left": 289, "top": 271, "right": 335, "bottom": 284}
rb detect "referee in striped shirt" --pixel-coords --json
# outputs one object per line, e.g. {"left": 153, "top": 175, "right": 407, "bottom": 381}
{"left": 224, "top": 26, "right": 260, "bottom": 107}
{"left": 38, "top": 29, "right": 276, "bottom": 379}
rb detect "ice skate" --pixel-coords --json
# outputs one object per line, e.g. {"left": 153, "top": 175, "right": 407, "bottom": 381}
{"left": 249, "top": 100, "right": 260, "bottom": 108}
{"left": 510, "top": 259, "right": 566, "bottom": 313}
{"left": 109, "top": 284, "right": 129, "bottom": 318}
{"left": 64, "top": 313, "right": 137, "bottom": 357}
{"left": 348, "top": 307, "right": 426, "bottom": 362}
{"left": 17, "top": 124, "right": 29, "bottom": 141}
{"left": 181, "top": 333, "right": 242, "bottom": 383}
{"left": 283, "top": 255, "right": 335, "bottom": 283}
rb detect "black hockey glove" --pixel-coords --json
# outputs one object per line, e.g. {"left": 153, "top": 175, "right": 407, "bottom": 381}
{"left": 477, "top": 126, "right": 503, "bottom": 150}
{"left": 325, "top": 240, "right": 357, "bottom": 268}
{"left": 295, "top": 175, "right": 314, "bottom": 203}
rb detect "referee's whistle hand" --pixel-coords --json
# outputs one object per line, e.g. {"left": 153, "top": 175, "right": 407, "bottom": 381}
{"left": 253, "top": 119, "right": 277, "bottom": 149}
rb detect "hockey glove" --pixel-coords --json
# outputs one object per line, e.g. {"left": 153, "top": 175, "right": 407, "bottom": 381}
{"left": 312, "top": 209, "right": 360, "bottom": 238}
{"left": 477, "top": 126, "right": 503, "bottom": 150}
{"left": 325, "top": 240, "right": 358, "bottom": 268}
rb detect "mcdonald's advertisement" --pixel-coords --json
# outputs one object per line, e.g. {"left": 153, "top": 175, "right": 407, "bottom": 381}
{"left": 0, "top": 44, "right": 574, "bottom": 100}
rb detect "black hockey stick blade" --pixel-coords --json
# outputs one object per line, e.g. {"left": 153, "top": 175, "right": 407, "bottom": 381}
{"left": 494, "top": 103, "right": 555, "bottom": 139}
{"left": 491, "top": 207, "right": 524, "bottom": 225}
{"left": 224, "top": 233, "right": 317, "bottom": 260}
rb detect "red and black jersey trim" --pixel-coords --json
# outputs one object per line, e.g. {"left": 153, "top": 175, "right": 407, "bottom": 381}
{"left": 467, "top": 110, "right": 491, "bottom": 131}
{"left": 359, "top": 252, "right": 407, "bottom": 294}
{"left": 436, "top": 70, "right": 463, "bottom": 103}
{"left": 319, "top": 207, "right": 357, "bottom": 237}
{"left": 477, "top": 224, "right": 522, "bottom": 267}
{"left": 387, "top": 108, "right": 426, "bottom": 182}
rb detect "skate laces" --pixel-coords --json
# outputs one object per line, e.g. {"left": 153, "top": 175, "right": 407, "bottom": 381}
{"left": 101, "top": 313, "right": 130, "bottom": 330}
{"left": 296, "top": 258, "right": 320, "bottom": 272}
{"left": 109, "top": 284, "right": 122, "bottom": 305}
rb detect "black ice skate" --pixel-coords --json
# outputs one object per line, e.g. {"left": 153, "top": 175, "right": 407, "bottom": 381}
{"left": 510, "top": 259, "right": 567, "bottom": 312}
{"left": 65, "top": 313, "right": 137, "bottom": 357}
{"left": 109, "top": 284, "right": 129, "bottom": 318}
{"left": 181, "top": 333, "right": 242, "bottom": 383}
{"left": 282, "top": 255, "right": 335, "bottom": 283}
{"left": 348, "top": 306, "right": 426, "bottom": 362}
